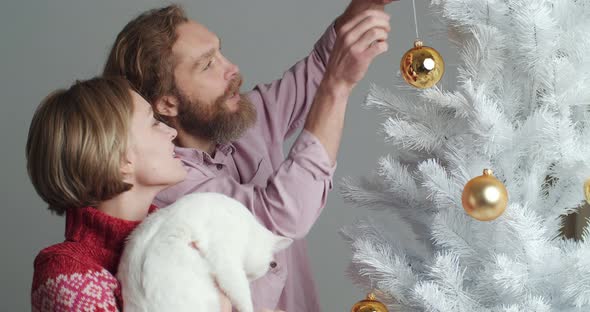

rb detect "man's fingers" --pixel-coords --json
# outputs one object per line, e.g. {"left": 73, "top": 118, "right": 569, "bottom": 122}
{"left": 327, "top": 4, "right": 392, "bottom": 87}
{"left": 339, "top": 9, "right": 390, "bottom": 35}
{"left": 365, "top": 40, "right": 389, "bottom": 60}
{"left": 341, "top": 17, "right": 390, "bottom": 50}
{"left": 353, "top": 27, "right": 389, "bottom": 52}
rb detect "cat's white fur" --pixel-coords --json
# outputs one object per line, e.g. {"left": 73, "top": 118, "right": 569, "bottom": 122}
{"left": 117, "top": 192, "right": 293, "bottom": 312}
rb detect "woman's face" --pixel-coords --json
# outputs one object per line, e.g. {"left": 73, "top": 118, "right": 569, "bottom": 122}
{"left": 126, "top": 91, "right": 187, "bottom": 189}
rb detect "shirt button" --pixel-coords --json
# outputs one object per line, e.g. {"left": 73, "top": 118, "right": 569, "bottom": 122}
{"left": 270, "top": 261, "right": 277, "bottom": 269}
{"left": 216, "top": 164, "right": 223, "bottom": 170}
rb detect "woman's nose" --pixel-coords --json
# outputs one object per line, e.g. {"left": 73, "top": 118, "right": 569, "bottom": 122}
{"left": 167, "top": 125, "right": 178, "bottom": 140}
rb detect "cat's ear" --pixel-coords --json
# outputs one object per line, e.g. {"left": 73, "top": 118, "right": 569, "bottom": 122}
{"left": 273, "top": 236, "right": 293, "bottom": 253}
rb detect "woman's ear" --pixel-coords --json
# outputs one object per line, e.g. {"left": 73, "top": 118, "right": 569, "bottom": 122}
{"left": 155, "top": 95, "right": 180, "bottom": 117}
{"left": 120, "top": 154, "right": 135, "bottom": 184}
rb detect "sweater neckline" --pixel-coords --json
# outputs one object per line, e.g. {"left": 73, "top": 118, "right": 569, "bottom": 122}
{"left": 64, "top": 205, "right": 155, "bottom": 253}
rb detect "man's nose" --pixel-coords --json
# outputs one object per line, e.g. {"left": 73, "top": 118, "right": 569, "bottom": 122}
{"left": 224, "top": 62, "right": 239, "bottom": 81}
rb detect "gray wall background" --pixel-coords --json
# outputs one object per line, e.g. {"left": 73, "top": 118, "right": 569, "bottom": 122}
{"left": 0, "top": 0, "right": 455, "bottom": 311}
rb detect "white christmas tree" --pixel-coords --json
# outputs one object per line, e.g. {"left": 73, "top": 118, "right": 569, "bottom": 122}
{"left": 341, "top": 0, "right": 590, "bottom": 311}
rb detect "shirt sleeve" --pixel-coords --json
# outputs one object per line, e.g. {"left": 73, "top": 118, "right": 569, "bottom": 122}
{"left": 31, "top": 256, "right": 120, "bottom": 312}
{"left": 247, "top": 22, "right": 337, "bottom": 143}
{"left": 155, "top": 130, "right": 337, "bottom": 240}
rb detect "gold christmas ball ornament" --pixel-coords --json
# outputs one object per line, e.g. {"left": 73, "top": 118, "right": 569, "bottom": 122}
{"left": 400, "top": 39, "right": 445, "bottom": 89}
{"left": 584, "top": 179, "right": 590, "bottom": 205}
{"left": 351, "top": 292, "right": 389, "bottom": 312}
{"left": 461, "top": 169, "right": 509, "bottom": 221}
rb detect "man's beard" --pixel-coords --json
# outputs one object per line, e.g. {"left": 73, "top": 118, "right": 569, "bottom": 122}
{"left": 175, "top": 75, "right": 257, "bottom": 144}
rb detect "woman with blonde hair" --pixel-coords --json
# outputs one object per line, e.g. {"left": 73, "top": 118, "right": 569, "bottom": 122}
{"left": 27, "top": 76, "right": 249, "bottom": 311}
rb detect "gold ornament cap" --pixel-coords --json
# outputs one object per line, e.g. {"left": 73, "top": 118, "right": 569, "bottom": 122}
{"left": 400, "top": 39, "right": 444, "bottom": 89}
{"left": 462, "top": 169, "right": 509, "bottom": 221}
{"left": 351, "top": 292, "right": 389, "bottom": 312}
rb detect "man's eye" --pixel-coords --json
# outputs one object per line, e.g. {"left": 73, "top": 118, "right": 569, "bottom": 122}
{"left": 204, "top": 60, "right": 213, "bottom": 70}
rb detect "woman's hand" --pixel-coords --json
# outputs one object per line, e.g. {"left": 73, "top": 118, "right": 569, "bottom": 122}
{"left": 219, "top": 290, "right": 233, "bottom": 312}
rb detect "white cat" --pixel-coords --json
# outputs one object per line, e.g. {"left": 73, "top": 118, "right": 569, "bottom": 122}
{"left": 117, "top": 192, "right": 293, "bottom": 312}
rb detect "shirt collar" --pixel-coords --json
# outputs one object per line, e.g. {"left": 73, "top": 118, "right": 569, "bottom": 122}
{"left": 174, "top": 142, "right": 235, "bottom": 164}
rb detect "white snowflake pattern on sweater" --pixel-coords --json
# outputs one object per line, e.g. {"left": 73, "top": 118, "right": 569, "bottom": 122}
{"left": 32, "top": 269, "right": 119, "bottom": 312}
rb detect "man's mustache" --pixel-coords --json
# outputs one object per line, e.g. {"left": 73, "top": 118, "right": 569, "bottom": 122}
{"left": 223, "top": 74, "right": 243, "bottom": 99}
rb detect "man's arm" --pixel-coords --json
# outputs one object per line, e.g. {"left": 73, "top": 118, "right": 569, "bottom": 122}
{"left": 156, "top": 129, "right": 335, "bottom": 240}
{"left": 247, "top": 22, "right": 336, "bottom": 143}
{"left": 248, "top": 0, "right": 394, "bottom": 145}
{"left": 305, "top": 8, "right": 392, "bottom": 165}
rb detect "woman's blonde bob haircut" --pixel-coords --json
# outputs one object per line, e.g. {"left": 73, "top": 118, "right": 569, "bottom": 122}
{"left": 26, "top": 76, "right": 135, "bottom": 215}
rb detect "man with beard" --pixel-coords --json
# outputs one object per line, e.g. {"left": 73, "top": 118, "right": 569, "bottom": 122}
{"left": 103, "top": 1, "right": 394, "bottom": 311}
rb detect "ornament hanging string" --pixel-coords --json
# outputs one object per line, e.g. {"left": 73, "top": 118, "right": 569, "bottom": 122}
{"left": 412, "top": 0, "right": 420, "bottom": 39}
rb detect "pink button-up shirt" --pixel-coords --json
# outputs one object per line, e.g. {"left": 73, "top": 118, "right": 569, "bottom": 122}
{"left": 153, "top": 23, "right": 337, "bottom": 312}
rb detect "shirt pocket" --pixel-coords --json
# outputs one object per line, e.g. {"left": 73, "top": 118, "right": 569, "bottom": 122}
{"left": 248, "top": 258, "right": 288, "bottom": 311}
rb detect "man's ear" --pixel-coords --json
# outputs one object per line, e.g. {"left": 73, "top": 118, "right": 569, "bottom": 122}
{"left": 155, "top": 95, "right": 180, "bottom": 117}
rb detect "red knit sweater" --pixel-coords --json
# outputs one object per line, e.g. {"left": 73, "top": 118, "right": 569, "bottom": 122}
{"left": 31, "top": 206, "right": 155, "bottom": 312}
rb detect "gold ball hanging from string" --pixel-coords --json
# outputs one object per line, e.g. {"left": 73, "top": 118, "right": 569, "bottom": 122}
{"left": 462, "top": 169, "right": 509, "bottom": 221}
{"left": 351, "top": 292, "right": 389, "bottom": 312}
{"left": 400, "top": 39, "right": 445, "bottom": 89}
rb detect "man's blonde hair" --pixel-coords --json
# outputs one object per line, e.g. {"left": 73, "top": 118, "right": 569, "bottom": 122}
{"left": 26, "top": 76, "right": 134, "bottom": 215}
